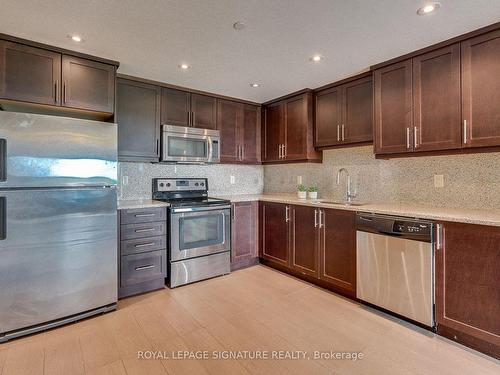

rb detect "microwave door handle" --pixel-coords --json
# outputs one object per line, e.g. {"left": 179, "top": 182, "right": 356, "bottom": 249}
{"left": 208, "top": 136, "right": 213, "bottom": 162}
{"left": 0, "top": 139, "right": 6, "bottom": 182}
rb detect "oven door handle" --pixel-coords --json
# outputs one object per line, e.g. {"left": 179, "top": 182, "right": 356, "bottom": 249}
{"left": 171, "top": 205, "right": 231, "bottom": 213}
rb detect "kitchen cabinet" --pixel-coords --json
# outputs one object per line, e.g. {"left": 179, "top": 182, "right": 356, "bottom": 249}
{"left": 435, "top": 221, "right": 500, "bottom": 359}
{"left": 217, "top": 99, "right": 261, "bottom": 164}
{"left": 0, "top": 39, "right": 116, "bottom": 115}
{"left": 374, "top": 60, "right": 413, "bottom": 154}
{"left": 116, "top": 78, "right": 161, "bottom": 161}
{"left": 262, "top": 91, "right": 321, "bottom": 163}
{"left": 231, "top": 201, "right": 259, "bottom": 270}
{"left": 161, "top": 88, "right": 217, "bottom": 129}
{"left": 319, "top": 209, "right": 356, "bottom": 295}
{"left": 462, "top": 29, "right": 500, "bottom": 148}
{"left": 61, "top": 55, "right": 115, "bottom": 113}
{"left": 260, "top": 201, "right": 290, "bottom": 267}
{"left": 315, "top": 75, "right": 372, "bottom": 148}
{"left": 0, "top": 41, "right": 61, "bottom": 105}
{"left": 290, "top": 204, "right": 318, "bottom": 277}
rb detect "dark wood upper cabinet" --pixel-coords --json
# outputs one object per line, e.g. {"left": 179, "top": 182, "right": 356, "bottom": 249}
{"left": 319, "top": 208, "right": 356, "bottom": 296}
{"left": 160, "top": 88, "right": 190, "bottom": 127}
{"left": 191, "top": 93, "right": 217, "bottom": 129}
{"left": 342, "top": 76, "right": 373, "bottom": 144}
{"left": 262, "top": 102, "right": 283, "bottom": 162}
{"left": 231, "top": 201, "right": 258, "bottom": 270}
{"left": 374, "top": 59, "right": 413, "bottom": 154}
{"left": 290, "top": 205, "right": 318, "bottom": 277}
{"left": 413, "top": 44, "right": 461, "bottom": 152}
{"left": 241, "top": 104, "right": 261, "bottom": 163}
{"left": 462, "top": 29, "right": 500, "bottom": 148}
{"left": 116, "top": 78, "right": 160, "bottom": 162}
{"left": 435, "top": 222, "right": 500, "bottom": 358}
{"left": 315, "top": 86, "right": 342, "bottom": 147}
{"left": 218, "top": 99, "right": 240, "bottom": 163}
{"left": 0, "top": 41, "right": 61, "bottom": 106}
{"left": 260, "top": 201, "right": 290, "bottom": 267}
{"left": 61, "top": 55, "right": 115, "bottom": 113}
{"left": 263, "top": 92, "right": 321, "bottom": 164}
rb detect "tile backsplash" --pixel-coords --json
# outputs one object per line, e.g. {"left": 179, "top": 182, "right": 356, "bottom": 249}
{"left": 264, "top": 146, "right": 500, "bottom": 209}
{"left": 118, "top": 162, "right": 264, "bottom": 200}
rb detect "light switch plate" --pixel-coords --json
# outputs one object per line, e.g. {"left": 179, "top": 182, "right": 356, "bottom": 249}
{"left": 230, "top": 175, "right": 235, "bottom": 184}
{"left": 122, "top": 175, "right": 129, "bottom": 185}
{"left": 434, "top": 174, "right": 444, "bottom": 188}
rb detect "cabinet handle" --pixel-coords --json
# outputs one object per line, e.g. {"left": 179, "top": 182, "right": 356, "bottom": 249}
{"left": 134, "top": 213, "right": 155, "bottom": 218}
{"left": 285, "top": 206, "right": 290, "bottom": 222}
{"left": 463, "top": 120, "right": 467, "bottom": 144}
{"left": 337, "top": 125, "right": 340, "bottom": 142}
{"left": 414, "top": 126, "right": 418, "bottom": 149}
{"left": 314, "top": 209, "right": 318, "bottom": 228}
{"left": 278, "top": 145, "right": 282, "bottom": 159}
{"left": 241, "top": 145, "right": 244, "bottom": 160}
{"left": 134, "top": 242, "right": 155, "bottom": 248}
{"left": 341, "top": 124, "right": 345, "bottom": 141}
{"left": 283, "top": 144, "right": 286, "bottom": 158}
{"left": 319, "top": 210, "right": 324, "bottom": 228}
{"left": 134, "top": 228, "right": 156, "bottom": 233}
{"left": 188, "top": 111, "right": 191, "bottom": 126}
{"left": 135, "top": 264, "right": 155, "bottom": 271}
{"left": 406, "top": 127, "right": 411, "bottom": 149}
{"left": 54, "top": 82, "right": 58, "bottom": 103}
{"left": 192, "top": 111, "right": 196, "bottom": 126}
{"left": 156, "top": 139, "right": 160, "bottom": 156}
{"left": 63, "top": 82, "right": 67, "bottom": 104}
{"left": 436, "top": 224, "right": 443, "bottom": 250}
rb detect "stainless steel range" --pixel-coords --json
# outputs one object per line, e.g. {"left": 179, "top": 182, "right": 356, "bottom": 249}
{"left": 152, "top": 178, "right": 231, "bottom": 287}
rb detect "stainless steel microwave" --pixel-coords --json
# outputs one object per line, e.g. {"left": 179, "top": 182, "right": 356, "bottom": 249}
{"left": 161, "top": 125, "right": 220, "bottom": 163}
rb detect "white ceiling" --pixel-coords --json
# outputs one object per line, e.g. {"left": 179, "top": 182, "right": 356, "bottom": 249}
{"left": 2, "top": 0, "right": 500, "bottom": 103}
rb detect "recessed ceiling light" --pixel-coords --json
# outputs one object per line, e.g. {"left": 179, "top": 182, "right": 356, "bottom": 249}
{"left": 233, "top": 21, "right": 246, "bottom": 30}
{"left": 68, "top": 35, "right": 82, "bottom": 42}
{"left": 179, "top": 63, "right": 189, "bottom": 70}
{"left": 310, "top": 55, "right": 323, "bottom": 62}
{"left": 249, "top": 83, "right": 260, "bottom": 88}
{"left": 417, "top": 2, "right": 441, "bottom": 15}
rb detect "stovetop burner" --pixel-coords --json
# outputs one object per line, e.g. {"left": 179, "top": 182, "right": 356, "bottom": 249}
{"left": 152, "top": 178, "right": 230, "bottom": 207}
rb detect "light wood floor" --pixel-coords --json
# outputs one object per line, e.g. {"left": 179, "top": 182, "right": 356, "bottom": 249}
{"left": 0, "top": 265, "right": 498, "bottom": 375}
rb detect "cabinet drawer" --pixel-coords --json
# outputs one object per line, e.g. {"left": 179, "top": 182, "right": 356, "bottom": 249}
{"left": 121, "top": 236, "right": 166, "bottom": 256}
{"left": 120, "top": 221, "right": 166, "bottom": 240}
{"left": 120, "top": 250, "right": 166, "bottom": 287}
{"left": 120, "top": 207, "right": 166, "bottom": 224}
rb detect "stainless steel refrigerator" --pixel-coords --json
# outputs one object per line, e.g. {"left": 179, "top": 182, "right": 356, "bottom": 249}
{"left": 0, "top": 111, "right": 118, "bottom": 342}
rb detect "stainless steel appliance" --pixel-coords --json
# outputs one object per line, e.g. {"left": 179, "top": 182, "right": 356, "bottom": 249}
{"left": 161, "top": 125, "right": 220, "bottom": 163}
{"left": 152, "top": 178, "right": 230, "bottom": 287}
{"left": 0, "top": 111, "right": 118, "bottom": 342}
{"left": 356, "top": 213, "right": 435, "bottom": 328}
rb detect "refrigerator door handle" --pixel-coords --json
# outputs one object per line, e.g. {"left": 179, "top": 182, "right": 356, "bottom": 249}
{"left": 0, "top": 139, "right": 6, "bottom": 182}
{"left": 0, "top": 197, "right": 5, "bottom": 240}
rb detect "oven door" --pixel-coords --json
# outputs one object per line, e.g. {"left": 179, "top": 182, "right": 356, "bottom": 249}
{"left": 162, "top": 132, "right": 212, "bottom": 163}
{"left": 170, "top": 206, "right": 231, "bottom": 261}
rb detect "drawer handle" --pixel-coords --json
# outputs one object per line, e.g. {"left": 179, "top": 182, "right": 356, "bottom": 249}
{"left": 134, "top": 213, "right": 156, "bottom": 217}
{"left": 135, "top": 264, "right": 155, "bottom": 271}
{"left": 135, "top": 228, "right": 156, "bottom": 233}
{"left": 134, "top": 242, "right": 155, "bottom": 248}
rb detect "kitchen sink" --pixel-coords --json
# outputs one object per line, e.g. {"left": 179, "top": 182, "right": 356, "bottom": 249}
{"left": 317, "top": 200, "right": 366, "bottom": 206}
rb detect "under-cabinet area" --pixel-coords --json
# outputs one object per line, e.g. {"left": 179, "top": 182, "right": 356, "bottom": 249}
{"left": 1, "top": 3, "right": 500, "bottom": 374}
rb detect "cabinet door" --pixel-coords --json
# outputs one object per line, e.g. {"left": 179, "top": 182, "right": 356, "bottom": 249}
{"left": 231, "top": 202, "right": 258, "bottom": 265}
{"left": 260, "top": 202, "right": 289, "bottom": 267}
{"left": 462, "top": 30, "right": 500, "bottom": 148}
{"left": 61, "top": 55, "right": 115, "bottom": 113}
{"left": 0, "top": 41, "right": 61, "bottom": 106}
{"left": 319, "top": 209, "right": 356, "bottom": 295}
{"left": 116, "top": 79, "right": 160, "bottom": 161}
{"left": 161, "top": 88, "right": 190, "bottom": 127}
{"left": 241, "top": 105, "right": 261, "bottom": 164}
{"left": 315, "top": 86, "right": 342, "bottom": 147}
{"left": 436, "top": 222, "right": 500, "bottom": 355}
{"left": 218, "top": 99, "right": 241, "bottom": 163}
{"left": 413, "top": 45, "right": 461, "bottom": 152}
{"left": 374, "top": 60, "right": 413, "bottom": 154}
{"left": 191, "top": 93, "right": 217, "bottom": 129}
{"left": 290, "top": 205, "right": 318, "bottom": 277}
{"left": 343, "top": 76, "right": 373, "bottom": 144}
{"left": 284, "top": 95, "right": 308, "bottom": 160}
{"left": 263, "top": 102, "right": 284, "bottom": 162}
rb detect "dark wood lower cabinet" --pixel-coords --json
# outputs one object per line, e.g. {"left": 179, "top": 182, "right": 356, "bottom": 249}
{"left": 436, "top": 221, "right": 500, "bottom": 359}
{"left": 290, "top": 205, "right": 318, "bottom": 277}
{"left": 231, "top": 201, "right": 259, "bottom": 271}
{"left": 260, "top": 201, "right": 290, "bottom": 267}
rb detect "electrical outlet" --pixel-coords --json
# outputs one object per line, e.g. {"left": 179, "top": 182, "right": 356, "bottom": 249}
{"left": 230, "top": 175, "right": 235, "bottom": 184}
{"left": 434, "top": 174, "right": 444, "bottom": 188}
{"left": 122, "top": 175, "right": 129, "bottom": 185}
{"left": 297, "top": 176, "right": 303, "bottom": 185}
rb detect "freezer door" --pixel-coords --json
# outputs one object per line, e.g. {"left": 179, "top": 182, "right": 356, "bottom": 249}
{"left": 0, "top": 188, "right": 117, "bottom": 334}
{"left": 0, "top": 111, "right": 117, "bottom": 188}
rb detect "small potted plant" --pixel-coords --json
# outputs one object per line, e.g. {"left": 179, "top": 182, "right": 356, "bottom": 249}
{"left": 308, "top": 185, "right": 318, "bottom": 199}
{"left": 297, "top": 184, "right": 307, "bottom": 199}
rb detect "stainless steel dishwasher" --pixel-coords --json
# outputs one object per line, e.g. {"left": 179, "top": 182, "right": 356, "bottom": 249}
{"left": 356, "top": 213, "right": 435, "bottom": 328}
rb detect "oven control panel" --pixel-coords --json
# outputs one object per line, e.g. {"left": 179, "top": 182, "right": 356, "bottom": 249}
{"left": 154, "top": 178, "right": 207, "bottom": 192}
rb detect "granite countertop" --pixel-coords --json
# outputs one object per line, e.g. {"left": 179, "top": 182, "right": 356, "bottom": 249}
{"left": 117, "top": 199, "right": 170, "bottom": 210}
{"left": 216, "top": 193, "right": 500, "bottom": 227}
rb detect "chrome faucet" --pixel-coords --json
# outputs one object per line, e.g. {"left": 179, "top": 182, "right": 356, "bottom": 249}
{"left": 336, "top": 168, "right": 356, "bottom": 203}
